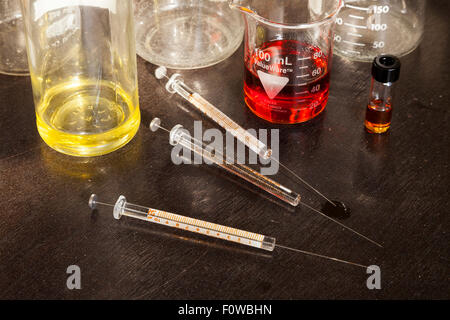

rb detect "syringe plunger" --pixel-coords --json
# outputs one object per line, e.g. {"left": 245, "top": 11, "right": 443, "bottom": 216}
{"left": 155, "top": 66, "right": 168, "bottom": 80}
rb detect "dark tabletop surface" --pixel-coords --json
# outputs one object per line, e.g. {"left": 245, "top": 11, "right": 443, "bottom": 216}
{"left": 1, "top": 2, "right": 449, "bottom": 300}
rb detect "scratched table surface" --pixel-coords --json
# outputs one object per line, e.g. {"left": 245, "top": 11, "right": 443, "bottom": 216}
{"left": 0, "top": 2, "right": 448, "bottom": 300}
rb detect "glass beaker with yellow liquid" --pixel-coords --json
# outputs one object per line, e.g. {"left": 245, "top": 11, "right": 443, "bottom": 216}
{"left": 21, "top": 0, "right": 140, "bottom": 156}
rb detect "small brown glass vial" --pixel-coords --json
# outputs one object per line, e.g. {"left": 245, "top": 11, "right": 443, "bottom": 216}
{"left": 365, "top": 55, "right": 401, "bottom": 134}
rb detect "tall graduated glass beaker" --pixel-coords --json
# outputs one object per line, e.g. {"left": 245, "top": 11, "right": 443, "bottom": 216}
{"left": 334, "top": 0, "right": 426, "bottom": 62}
{"left": 21, "top": 0, "right": 141, "bottom": 157}
{"left": 230, "top": 0, "right": 343, "bottom": 124}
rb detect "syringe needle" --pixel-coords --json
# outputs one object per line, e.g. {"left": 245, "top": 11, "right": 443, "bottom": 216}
{"left": 274, "top": 158, "right": 337, "bottom": 207}
{"left": 275, "top": 244, "right": 368, "bottom": 269}
{"left": 299, "top": 202, "right": 383, "bottom": 248}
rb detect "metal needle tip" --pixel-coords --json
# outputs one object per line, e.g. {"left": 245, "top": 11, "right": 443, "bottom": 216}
{"left": 300, "top": 202, "right": 383, "bottom": 248}
{"left": 275, "top": 160, "right": 337, "bottom": 207}
{"left": 276, "top": 244, "right": 369, "bottom": 269}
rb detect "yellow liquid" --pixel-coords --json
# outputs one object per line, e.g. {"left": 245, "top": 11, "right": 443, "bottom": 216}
{"left": 36, "top": 80, "right": 140, "bottom": 157}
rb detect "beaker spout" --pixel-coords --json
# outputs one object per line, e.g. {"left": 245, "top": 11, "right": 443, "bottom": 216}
{"left": 229, "top": 0, "right": 270, "bottom": 25}
{"left": 230, "top": 0, "right": 343, "bottom": 27}
{"left": 229, "top": 0, "right": 255, "bottom": 15}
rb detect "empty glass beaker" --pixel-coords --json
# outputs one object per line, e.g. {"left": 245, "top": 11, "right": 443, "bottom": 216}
{"left": 21, "top": 0, "right": 141, "bottom": 157}
{"left": 134, "top": 0, "right": 244, "bottom": 69}
{"left": 230, "top": 0, "right": 343, "bottom": 124}
{"left": 0, "top": 0, "right": 28, "bottom": 75}
{"left": 334, "top": 0, "right": 426, "bottom": 61}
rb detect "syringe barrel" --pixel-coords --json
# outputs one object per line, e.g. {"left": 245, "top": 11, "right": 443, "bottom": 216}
{"left": 168, "top": 75, "right": 192, "bottom": 100}
{"left": 227, "top": 162, "right": 301, "bottom": 207}
{"left": 261, "top": 236, "right": 276, "bottom": 251}
{"left": 168, "top": 76, "right": 271, "bottom": 159}
{"left": 172, "top": 130, "right": 300, "bottom": 207}
{"left": 188, "top": 93, "right": 271, "bottom": 159}
{"left": 118, "top": 200, "right": 276, "bottom": 251}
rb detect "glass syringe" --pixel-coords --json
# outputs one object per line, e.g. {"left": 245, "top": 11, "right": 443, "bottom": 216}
{"left": 150, "top": 118, "right": 301, "bottom": 207}
{"left": 150, "top": 118, "right": 383, "bottom": 248}
{"left": 88, "top": 194, "right": 369, "bottom": 268}
{"left": 155, "top": 66, "right": 272, "bottom": 159}
{"left": 154, "top": 66, "right": 337, "bottom": 208}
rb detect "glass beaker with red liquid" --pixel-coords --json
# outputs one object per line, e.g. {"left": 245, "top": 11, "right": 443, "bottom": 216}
{"left": 230, "top": 0, "right": 343, "bottom": 124}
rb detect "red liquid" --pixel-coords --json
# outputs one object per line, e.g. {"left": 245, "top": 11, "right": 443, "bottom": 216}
{"left": 244, "top": 40, "right": 330, "bottom": 124}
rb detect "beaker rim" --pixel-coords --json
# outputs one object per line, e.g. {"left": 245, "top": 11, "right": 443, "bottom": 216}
{"left": 230, "top": 0, "right": 343, "bottom": 30}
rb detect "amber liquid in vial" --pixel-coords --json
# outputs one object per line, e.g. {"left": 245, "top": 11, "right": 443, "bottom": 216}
{"left": 365, "top": 99, "right": 392, "bottom": 134}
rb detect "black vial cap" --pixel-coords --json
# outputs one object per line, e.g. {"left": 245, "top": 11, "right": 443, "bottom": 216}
{"left": 372, "top": 55, "right": 401, "bottom": 83}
